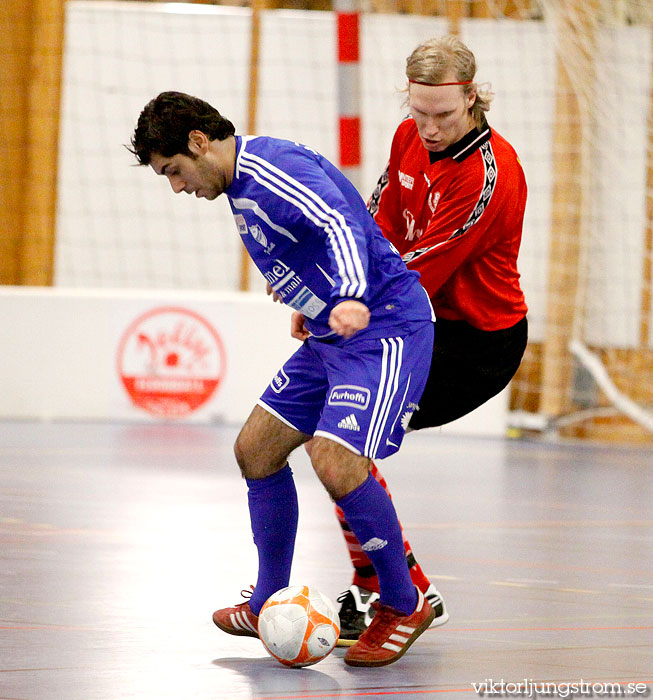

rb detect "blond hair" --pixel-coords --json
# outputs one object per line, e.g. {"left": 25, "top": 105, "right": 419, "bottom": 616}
{"left": 406, "top": 35, "right": 493, "bottom": 128}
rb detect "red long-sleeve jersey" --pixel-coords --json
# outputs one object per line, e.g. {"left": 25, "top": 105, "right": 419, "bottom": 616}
{"left": 368, "top": 117, "right": 528, "bottom": 331}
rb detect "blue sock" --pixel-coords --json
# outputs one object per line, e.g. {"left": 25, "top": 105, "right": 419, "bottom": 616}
{"left": 336, "top": 473, "right": 417, "bottom": 615}
{"left": 246, "top": 464, "right": 298, "bottom": 615}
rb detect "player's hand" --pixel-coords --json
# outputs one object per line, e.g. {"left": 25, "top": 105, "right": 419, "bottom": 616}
{"left": 291, "top": 312, "right": 310, "bottom": 341}
{"left": 266, "top": 282, "right": 282, "bottom": 303}
{"left": 329, "top": 300, "right": 370, "bottom": 338}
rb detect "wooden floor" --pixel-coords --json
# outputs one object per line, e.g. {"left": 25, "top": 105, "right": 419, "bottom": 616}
{"left": 0, "top": 420, "right": 651, "bottom": 700}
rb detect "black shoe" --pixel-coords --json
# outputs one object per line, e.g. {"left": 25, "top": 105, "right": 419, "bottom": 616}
{"left": 336, "top": 583, "right": 449, "bottom": 647}
{"left": 424, "top": 583, "right": 450, "bottom": 627}
{"left": 335, "top": 585, "right": 380, "bottom": 647}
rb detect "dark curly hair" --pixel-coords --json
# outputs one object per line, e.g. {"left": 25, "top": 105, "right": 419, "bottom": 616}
{"left": 129, "top": 91, "right": 236, "bottom": 165}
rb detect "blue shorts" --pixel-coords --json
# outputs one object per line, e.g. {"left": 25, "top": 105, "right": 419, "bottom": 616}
{"left": 258, "top": 321, "right": 434, "bottom": 460}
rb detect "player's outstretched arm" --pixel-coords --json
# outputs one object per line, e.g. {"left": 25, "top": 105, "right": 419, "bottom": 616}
{"left": 329, "top": 300, "right": 370, "bottom": 338}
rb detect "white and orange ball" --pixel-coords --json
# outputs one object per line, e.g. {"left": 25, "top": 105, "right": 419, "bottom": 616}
{"left": 258, "top": 585, "right": 340, "bottom": 667}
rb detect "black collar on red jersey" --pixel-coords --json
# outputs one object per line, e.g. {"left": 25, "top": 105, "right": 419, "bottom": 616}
{"left": 428, "top": 119, "right": 492, "bottom": 164}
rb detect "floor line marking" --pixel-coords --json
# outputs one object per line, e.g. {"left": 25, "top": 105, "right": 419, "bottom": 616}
{"left": 431, "top": 625, "right": 653, "bottom": 632}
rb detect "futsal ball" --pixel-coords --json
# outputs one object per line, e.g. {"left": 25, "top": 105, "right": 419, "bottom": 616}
{"left": 258, "top": 585, "right": 340, "bottom": 667}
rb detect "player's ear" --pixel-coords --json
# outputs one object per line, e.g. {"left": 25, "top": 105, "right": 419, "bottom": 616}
{"left": 188, "top": 130, "right": 208, "bottom": 155}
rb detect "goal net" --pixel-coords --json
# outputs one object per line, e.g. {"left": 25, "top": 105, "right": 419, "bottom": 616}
{"left": 52, "top": 0, "right": 653, "bottom": 440}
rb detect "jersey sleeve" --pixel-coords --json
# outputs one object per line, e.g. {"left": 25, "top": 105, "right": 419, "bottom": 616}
{"left": 367, "top": 126, "right": 406, "bottom": 254}
{"left": 401, "top": 158, "right": 502, "bottom": 295}
{"left": 261, "top": 145, "right": 371, "bottom": 304}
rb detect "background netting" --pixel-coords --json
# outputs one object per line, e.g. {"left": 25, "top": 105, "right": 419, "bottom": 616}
{"left": 50, "top": 0, "right": 653, "bottom": 439}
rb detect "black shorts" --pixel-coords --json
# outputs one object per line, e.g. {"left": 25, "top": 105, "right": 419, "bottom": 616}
{"left": 408, "top": 316, "right": 528, "bottom": 430}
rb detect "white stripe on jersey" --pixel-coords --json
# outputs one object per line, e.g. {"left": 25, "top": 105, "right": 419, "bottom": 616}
{"left": 229, "top": 196, "right": 298, "bottom": 242}
{"left": 238, "top": 158, "right": 351, "bottom": 293}
{"left": 237, "top": 147, "right": 367, "bottom": 299}
{"left": 364, "top": 337, "right": 403, "bottom": 459}
{"left": 239, "top": 149, "right": 361, "bottom": 273}
{"left": 239, "top": 151, "right": 364, "bottom": 298}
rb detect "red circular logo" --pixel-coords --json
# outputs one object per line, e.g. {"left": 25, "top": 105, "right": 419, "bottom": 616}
{"left": 117, "top": 307, "right": 226, "bottom": 418}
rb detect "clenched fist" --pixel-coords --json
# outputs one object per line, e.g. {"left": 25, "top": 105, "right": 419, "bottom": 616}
{"left": 329, "top": 300, "right": 370, "bottom": 338}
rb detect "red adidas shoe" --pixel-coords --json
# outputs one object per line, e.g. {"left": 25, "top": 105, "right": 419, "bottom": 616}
{"left": 212, "top": 588, "right": 259, "bottom": 638}
{"left": 344, "top": 587, "right": 434, "bottom": 667}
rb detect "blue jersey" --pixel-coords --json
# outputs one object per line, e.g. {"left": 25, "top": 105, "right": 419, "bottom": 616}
{"left": 225, "top": 136, "right": 434, "bottom": 340}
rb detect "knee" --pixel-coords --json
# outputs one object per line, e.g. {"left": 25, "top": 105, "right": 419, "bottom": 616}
{"left": 234, "top": 428, "right": 293, "bottom": 480}
{"left": 234, "top": 430, "right": 268, "bottom": 479}
{"left": 233, "top": 433, "right": 252, "bottom": 477}
{"left": 310, "top": 443, "right": 337, "bottom": 494}
{"left": 232, "top": 404, "right": 306, "bottom": 480}
{"left": 310, "top": 438, "right": 369, "bottom": 501}
{"left": 234, "top": 435, "right": 247, "bottom": 476}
